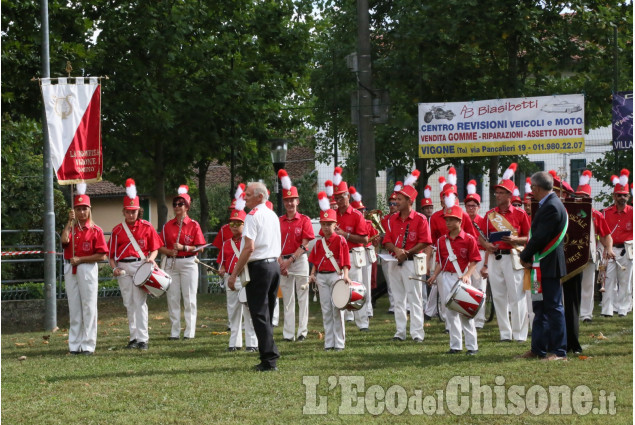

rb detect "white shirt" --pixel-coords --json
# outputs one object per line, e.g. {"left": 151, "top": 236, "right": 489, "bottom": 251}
{"left": 242, "top": 202, "right": 282, "bottom": 261}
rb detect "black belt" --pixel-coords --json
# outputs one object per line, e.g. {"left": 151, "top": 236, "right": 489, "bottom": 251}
{"left": 282, "top": 254, "right": 294, "bottom": 259}
{"left": 176, "top": 254, "right": 197, "bottom": 259}
{"left": 250, "top": 258, "right": 276, "bottom": 265}
{"left": 496, "top": 249, "right": 512, "bottom": 255}
{"left": 318, "top": 271, "right": 336, "bottom": 274}
{"left": 614, "top": 243, "right": 625, "bottom": 248}
{"left": 118, "top": 258, "right": 141, "bottom": 263}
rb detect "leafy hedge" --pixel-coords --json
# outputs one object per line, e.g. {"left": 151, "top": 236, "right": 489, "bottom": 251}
{"left": 1, "top": 279, "right": 121, "bottom": 300}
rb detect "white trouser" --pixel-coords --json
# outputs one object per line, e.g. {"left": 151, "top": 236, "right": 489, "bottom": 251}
{"left": 425, "top": 285, "right": 438, "bottom": 317}
{"left": 166, "top": 257, "right": 199, "bottom": 338}
{"left": 391, "top": 260, "right": 425, "bottom": 340}
{"left": 580, "top": 261, "right": 596, "bottom": 320}
{"left": 345, "top": 255, "right": 369, "bottom": 329}
{"left": 224, "top": 276, "right": 257, "bottom": 348}
{"left": 117, "top": 261, "right": 149, "bottom": 343}
{"left": 380, "top": 252, "right": 395, "bottom": 311}
{"left": 487, "top": 254, "right": 528, "bottom": 341}
{"left": 361, "top": 261, "right": 373, "bottom": 317}
{"left": 65, "top": 262, "right": 99, "bottom": 352}
{"left": 272, "top": 297, "right": 279, "bottom": 326}
{"left": 602, "top": 247, "right": 633, "bottom": 316}
{"left": 439, "top": 271, "right": 478, "bottom": 351}
{"left": 279, "top": 255, "right": 310, "bottom": 340}
{"left": 471, "top": 251, "right": 487, "bottom": 327}
{"left": 317, "top": 273, "right": 345, "bottom": 349}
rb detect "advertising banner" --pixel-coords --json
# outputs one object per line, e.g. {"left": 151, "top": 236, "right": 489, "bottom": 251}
{"left": 418, "top": 94, "right": 585, "bottom": 158}
{"left": 612, "top": 91, "right": 633, "bottom": 150}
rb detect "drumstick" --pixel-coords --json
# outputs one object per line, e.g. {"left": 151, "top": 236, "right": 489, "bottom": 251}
{"left": 194, "top": 258, "right": 221, "bottom": 274}
{"left": 409, "top": 275, "right": 426, "bottom": 282}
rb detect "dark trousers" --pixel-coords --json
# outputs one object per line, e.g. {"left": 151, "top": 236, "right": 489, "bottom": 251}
{"left": 531, "top": 277, "right": 567, "bottom": 358}
{"left": 562, "top": 274, "right": 582, "bottom": 352}
{"left": 245, "top": 260, "right": 280, "bottom": 367}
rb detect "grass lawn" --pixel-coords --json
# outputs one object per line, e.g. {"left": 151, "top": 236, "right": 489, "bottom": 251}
{"left": 2, "top": 294, "right": 632, "bottom": 424}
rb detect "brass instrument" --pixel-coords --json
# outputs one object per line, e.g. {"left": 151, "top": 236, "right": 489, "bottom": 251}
{"left": 597, "top": 256, "right": 607, "bottom": 292}
{"left": 366, "top": 209, "right": 386, "bottom": 235}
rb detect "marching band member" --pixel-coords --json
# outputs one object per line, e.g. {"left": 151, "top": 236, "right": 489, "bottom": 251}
{"left": 159, "top": 185, "right": 206, "bottom": 340}
{"left": 383, "top": 170, "right": 431, "bottom": 342}
{"left": 464, "top": 180, "right": 487, "bottom": 329}
{"left": 108, "top": 179, "right": 163, "bottom": 350}
{"left": 332, "top": 167, "right": 370, "bottom": 331}
{"left": 602, "top": 169, "right": 633, "bottom": 317}
{"left": 277, "top": 169, "right": 315, "bottom": 342}
{"left": 217, "top": 194, "right": 258, "bottom": 352}
{"left": 523, "top": 178, "right": 533, "bottom": 217}
{"left": 575, "top": 171, "right": 613, "bottom": 324}
{"left": 212, "top": 193, "right": 240, "bottom": 253}
{"left": 349, "top": 186, "right": 377, "bottom": 319}
{"left": 427, "top": 205, "right": 481, "bottom": 354}
{"left": 511, "top": 186, "right": 523, "bottom": 208}
{"left": 479, "top": 163, "right": 531, "bottom": 343}
{"left": 379, "top": 187, "right": 400, "bottom": 314}
{"left": 61, "top": 183, "right": 108, "bottom": 355}
{"left": 309, "top": 192, "right": 352, "bottom": 351}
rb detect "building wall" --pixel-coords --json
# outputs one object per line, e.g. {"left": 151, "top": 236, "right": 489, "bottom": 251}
{"left": 90, "top": 198, "right": 166, "bottom": 232}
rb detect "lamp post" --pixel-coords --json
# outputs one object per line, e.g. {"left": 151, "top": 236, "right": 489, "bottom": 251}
{"left": 270, "top": 139, "right": 288, "bottom": 216}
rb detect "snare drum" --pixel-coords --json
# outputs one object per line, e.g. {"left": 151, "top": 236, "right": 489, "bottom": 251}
{"left": 331, "top": 279, "right": 367, "bottom": 311}
{"left": 445, "top": 280, "right": 485, "bottom": 318}
{"left": 133, "top": 262, "right": 172, "bottom": 298}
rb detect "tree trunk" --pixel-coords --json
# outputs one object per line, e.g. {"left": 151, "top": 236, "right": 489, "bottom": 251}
{"left": 197, "top": 159, "right": 211, "bottom": 236}
{"left": 154, "top": 139, "right": 168, "bottom": 228}
{"left": 489, "top": 156, "right": 499, "bottom": 209}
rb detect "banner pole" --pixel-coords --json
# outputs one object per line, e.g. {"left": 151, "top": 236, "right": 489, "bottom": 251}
{"left": 40, "top": 0, "right": 57, "bottom": 331}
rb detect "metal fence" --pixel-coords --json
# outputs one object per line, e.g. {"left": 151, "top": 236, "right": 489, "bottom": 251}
{"left": 1, "top": 229, "right": 225, "bottom": 299}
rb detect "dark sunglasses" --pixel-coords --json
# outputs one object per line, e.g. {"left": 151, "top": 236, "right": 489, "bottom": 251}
{"left": 389, "top": 202, "right": 397, "bottom": 206}
{"left": 616, "top": 194, "right": 629, "bottom": 198}
{"left": 229, "top": 221, "right": 243, "bottom": 228}
{"left": 173, "top": 202, "right": 186, "bottom": 207}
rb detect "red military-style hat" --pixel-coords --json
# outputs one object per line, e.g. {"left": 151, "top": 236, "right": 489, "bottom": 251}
{"left": 278, "top": 169, "right": 299, "bottom": 199}
{"left": 512, "top": 186, "right": 522, "bottom": 205}
{"left": 549, "top": 170, "right": 574, "bottom": 195}
{"left": 397, "top": 169, "right": 420, "bottom": 201}
{"left": 524, "top": 177, "right": 533, "bottom": 203}
{"left": 443, "top": 205, "right": 463, "bottom": 220}
{"left": 317, "top": 191, "right": 337, "bottom": 222}
{"left": 124, "top": 178, "right": 140, "bottom": 210}
{"left": 174, "top": 185, "right": 191, "bottom": 208}
{"left": 575, "top": 170, "right": 593, "bottom": 197}
{"left": 495, "top": 163, "right": 517, "bottom": 193}
{"left": 73, "top": 182, "right": 91, "bottom": 208}
{"left": 230, "top": 189, "right": 247, "bottom": 222}
{"left": 390, "top": 181, "right": 402, "bottom": 201}
{"left": 613, "top": 169, "right": 630, "bottom": 194}
{"left": 464, "top": 180, "right": 480, "bottom": 205}
{"left": 332, "top": 167, "right": 349, "bottom": 195}
{"left": 420, "top": 185, "right": 433, "bottom": 207}
{"left": 349, "top": 186, "right": 365, "bottom": 210}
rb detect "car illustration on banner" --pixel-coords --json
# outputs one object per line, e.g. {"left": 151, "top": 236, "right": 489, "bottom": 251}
{"left": 540, "top": 101, "right": 582, "bottom": 113}
{"left": 424, "top": 106, "right": 456, "bottom": 123}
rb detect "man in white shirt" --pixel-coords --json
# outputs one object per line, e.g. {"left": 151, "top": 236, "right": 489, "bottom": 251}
{"left": 229, "top": 182, "right": 282, "bottom": 371}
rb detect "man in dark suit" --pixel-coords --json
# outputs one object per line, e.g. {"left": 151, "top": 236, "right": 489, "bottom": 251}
{"left": 518, "top": 171, "right": 568, "bottom": 361}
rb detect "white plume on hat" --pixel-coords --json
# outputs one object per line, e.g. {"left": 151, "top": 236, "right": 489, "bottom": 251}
{"left": 234, "top": 183, "right": 245, "bottom": 200}
{"left": 324, "top": 180, "right": 334, "bottom": 197}
{"left": 424, "top": 185, "right": 432, "bottom": 199}
{"left": 350, "top": 186, "right": 362, "bottom": 202}
{"left": 318, "top": 191, "right": 330, "bottom": 212}
{"left": 178, "top": 185, "right": 189, "bottom": 195}
{"left": 444, "top": 192, "right": 456, "bottom": 208}
{"left": 404, "top": 169, "right": 420, "bottom": 187}
{"left": 333, "top": 167, "right": 343, "bottom": 186}
{"left": 438, "top": 176, "right": 446, "bottom": 192}
{"left": 76, "top": 182, "right": 87, "bottom": 195}
{"left": 513, "top": 187, "right": 520, "bottom": 197}
{"left": 448, "top": 167, "right": 457, "bottom": 185}
{"left": 278, "top": 169, "right": 292, "bottom": 190}
{"left": 502, "top": 163, "right": 518, "bottom": 181}
{"left": 466, "top": 180, "right": 476, "bottom": 195}
{"left": 619, "top": 169, "right": 630, "bottom": 187}
{"left": 394, "top": 181, "right": 403, "bottom": 192}
{"left": 125, "top": 178, "right": 137, "bottom": 200}
{"left": 611, "top": 175, "right": 620, "bottom": 185}
{"left": 579, "top": 170, "right": 592, "bottom": 186}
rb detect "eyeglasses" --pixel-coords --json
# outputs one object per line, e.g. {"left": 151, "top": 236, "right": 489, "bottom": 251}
{"left": 465, "top": 204, "right": 478, "bottom": 209}
{"left": 616, "top": 194, "right": 629, "bottom": 198}
{"left": 229, "top": 221, "right": 243, "bottom": 228}
{"left": 173, "top": 202, "right": 186, "bottom": 207}
{"left": 389, "top": 202, "right": 397, "bottom": 206}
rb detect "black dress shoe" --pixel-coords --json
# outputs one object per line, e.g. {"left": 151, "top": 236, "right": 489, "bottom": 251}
{"left": 283, "top": 338, "right": 294, "bottom": 342}
{"left": 446, "top": 349, "right": 461, "bottom": 354}
{"left": 359, "top": 328, "right": 369, "bottom": 332}
{"left": 618, "top": 314, "right": 626, "bottom": 317}
{"left": 466, "top": 350, "right": 478, "bottom": 356}
{"left": 168, "top": 336, "right": 180, "bottom": 341}
{"left": 387, "top": 310, "right": 395, "bottom": 315}
{"left": 245, "top": 347, "right": 258, "bottom": 352}
{"left": 500, "top": 339, "right": 512, "bottom": 342}
{"left": 413, "top": 337, "right": 424, "bottom": 343}
{"left": 183, "top": 337, "right": 193, "bottom": 340}
{"left": 82, "top": 351, "right": 94, "bottom": 356}
{"left": 424, "top": 314, "right": 432, "bottom": 321}
{"left": 324, "top": 347, "right": 334, "bottom": 351}
{"left": 124, "top": 339, "right": 137, "bottom": 349}
{"left": 227, "top": 347, "right": 239, "bottom": 352}
{"left": 297, "top": 335, "right": 306, "bottom": 341}
{"left": 254, "top": 363, "right": 278, "bottom": 372}
{"left": 136, "top": 341, "right": 148, "bottom": 350}
{"left": 601, "top": 314, "right": 612, "bottom": 318}
{"left": 69, "top": 351, "right": 81, "bottom": 355}
{"left": 582, "top": 318, "right": 592, "bottom": 323}
{"left": 443, "top": 329, "right": 449, "bottom": 334}
{"left": 392, "top": 336, "right": 405, "bottom": 341}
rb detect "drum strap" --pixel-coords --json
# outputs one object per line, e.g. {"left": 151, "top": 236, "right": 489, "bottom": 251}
{"left": 121, "top": 221, "right": 147, "bottom": 260}
{"left": 445, "top": 237, "right": 467, "bottom": 277}
{"left": 321, "top": 237, "right": 342, "bottom": 275}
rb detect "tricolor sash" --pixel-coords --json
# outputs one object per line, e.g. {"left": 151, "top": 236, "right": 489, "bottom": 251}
{"left": 525, "top": 215, "right": 569, "bottom": 298}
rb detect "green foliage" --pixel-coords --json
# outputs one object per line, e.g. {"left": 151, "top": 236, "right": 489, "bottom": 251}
{"left": 188, "top": 184, "right": 231, "bottom": 233}
{"left": 295, "top": 169, "right": 321, "bottom": 219}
